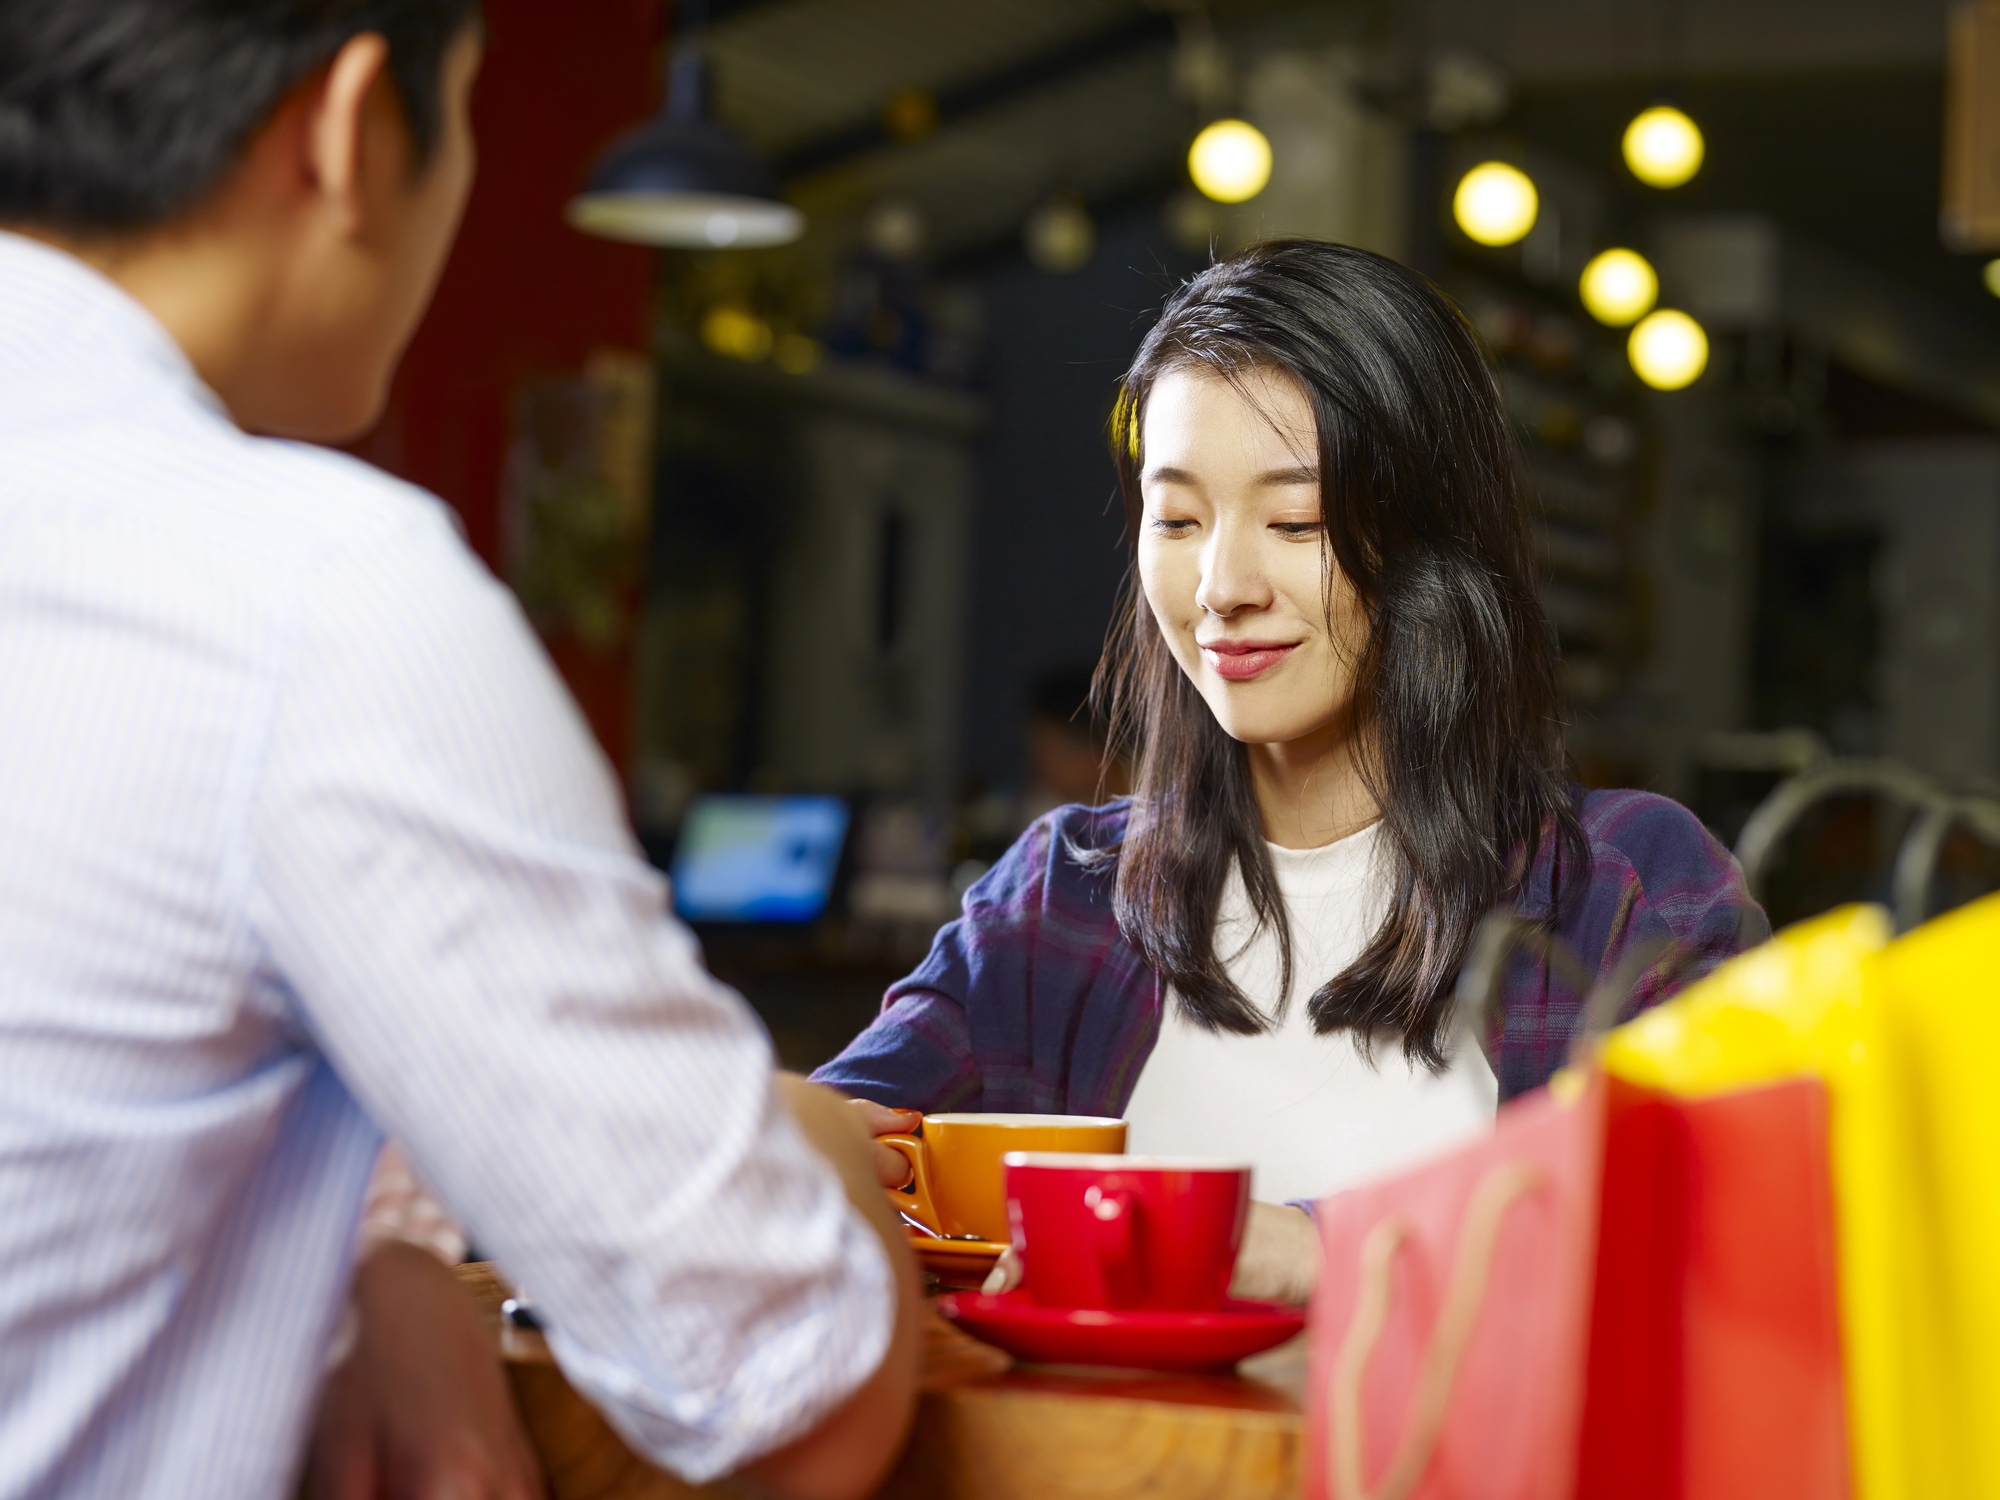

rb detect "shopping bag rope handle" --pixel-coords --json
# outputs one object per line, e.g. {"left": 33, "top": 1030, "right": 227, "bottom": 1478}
{"left": 1329, "top": 1161, "right": 1545, "bottom": 1500}
{"left": 1456, "top": 911, "right": 1700, "bottom": 1068}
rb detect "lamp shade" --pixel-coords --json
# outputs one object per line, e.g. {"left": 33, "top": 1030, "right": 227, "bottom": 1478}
{"left": 567, "top": 116, "right": 803, "bottom": 248}
{"left": 567, "top": 35, "right": 803, "bottom": 250}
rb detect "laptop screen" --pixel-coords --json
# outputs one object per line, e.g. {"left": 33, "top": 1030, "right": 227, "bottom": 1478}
{"left": 669, "top": 794, "right": 849, "bottom": 923}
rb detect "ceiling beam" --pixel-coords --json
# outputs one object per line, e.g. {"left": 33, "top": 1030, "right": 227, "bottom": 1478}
{"left": 704, "top": 0, "right": 796, "bottom": 24}
{"left": 773, "top": 8, "right": 1178, "bottom": 181}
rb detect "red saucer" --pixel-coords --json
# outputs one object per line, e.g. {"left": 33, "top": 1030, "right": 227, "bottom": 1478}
{"left": 936, "top": 1291, "right": 1305, "bottom": 1372}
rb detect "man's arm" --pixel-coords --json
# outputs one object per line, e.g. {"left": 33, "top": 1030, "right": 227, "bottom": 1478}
{"left": 741, "top": 1078, "right": 923, "bottom": 1500}
{"left": 307, "top": 1098, "right": 920, "bottom": 1500}
{"left": 247, "top": 490, "right": 914, "bottom": 1486}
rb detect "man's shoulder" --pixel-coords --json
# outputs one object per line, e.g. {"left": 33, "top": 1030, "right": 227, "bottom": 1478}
{"left": 0, "top": 295, "right": 445, "bottom": 569}
{"left": 183, "top": 424, "right": 456, "bottom": 562}
{"left": 12, "top": 387, "right": 454, "bottom": 568}
{"left": 1, "top": 398, "right": 481, "bottom": 662}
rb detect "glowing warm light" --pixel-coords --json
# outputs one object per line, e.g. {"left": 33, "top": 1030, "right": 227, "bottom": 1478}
{"left": 700, "top": 304, "right": 773, "bottom": 362}
{"left": 1628, "top": 309, "right": 1708, "bottom": 390}
{"left": 774, "top": 333, "right": 821, "bottom": 375}
{"left": 1452, "top": 161, "right": 1538, "bottom": 246}
{"left": 1622, "top": 105, "right": 1704, "bottom": 188}
{"left": 1024, "top": 196, "right": 1097, "bottom": 273}
{"left": 1578, "top": 248, "right": 1658, "bottom": 326}
{"left": 1188, "top": 120, "right": 1272, "bottom": 204}
{"left": 1984, "top": 259, "right": 2000, "bottom": 297}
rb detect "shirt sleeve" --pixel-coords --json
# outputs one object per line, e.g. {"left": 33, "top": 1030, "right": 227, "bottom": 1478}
{"left": 1587, "top": 789, "right": 1771, "bottom": 1015}
{"left": 357, "top": 1141, "right": 466, "bottom": 1265}
{"left": 809, "top": 811, "right": 1069, "bottom": 1110}
{"left": 1499, "top": 790, "right": 1769, "bottom": 1100}
{"left": 812, "top": 988, "right": 982, "bottom": 1110}
{"left": 813, "top": 803, "right": 1154, "bottom": 1118}
{"left": 245, "top": 489, "right": 892, "bottom": 1483}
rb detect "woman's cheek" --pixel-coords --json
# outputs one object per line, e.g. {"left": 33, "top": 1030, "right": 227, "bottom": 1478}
{"left": 1136, "top": 544, "right": 1175, "bottom": 630}
{"left": 1143, "top": 542, "right": 1194, "bottom": 620}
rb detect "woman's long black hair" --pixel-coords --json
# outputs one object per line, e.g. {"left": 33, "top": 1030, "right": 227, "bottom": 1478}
{"left": 1092, "top": 240, "right": 1587, "bottom": 1067}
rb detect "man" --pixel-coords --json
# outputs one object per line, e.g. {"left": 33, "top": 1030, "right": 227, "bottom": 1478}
{"left": 0, "top": 4, "right": 919, "bottom": 1497}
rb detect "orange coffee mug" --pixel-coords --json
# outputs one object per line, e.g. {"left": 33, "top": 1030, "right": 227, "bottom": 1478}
{"left": 883, "top": 1113, "right": 1126, "bottom": 1243}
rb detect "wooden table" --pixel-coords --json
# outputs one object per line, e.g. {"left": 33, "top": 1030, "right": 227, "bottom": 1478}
{"left": 453, "top": 1265, "right": 1308, "bottom": 1500}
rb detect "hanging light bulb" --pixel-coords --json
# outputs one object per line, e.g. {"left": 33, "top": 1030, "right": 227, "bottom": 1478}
{"left": 1578, "top": 248, "right": 1658, "bottom": 326}
{"left": 699, "top": 304, "right": 774, "bottom": 362}
{"left": 1622, "top": 105, "right": 1704, "bottom": 188}
{"left": 1628, "top": 309, "right": 1708, "bottom": 390}
{"left": 1983, "top": 259, "right": 2000, "bottom": 297}
{"left": 566, "top": 0, "right": 803, "bottom": 248}
{"left": 1024, "top": 195, "right": 1096, "bottom": 274}
{"left": 1452, "top": 162, "right": 1538, "bottom": 247}
{"left": 1188, "top": 119, "right": 1272, "bottom": 204}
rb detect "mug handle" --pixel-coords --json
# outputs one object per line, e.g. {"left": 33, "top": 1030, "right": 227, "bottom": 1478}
{"left": 879, "top": 1134, "right": 941, "bottom": 1238}
{"left": 1087, "top": 1186, "right": 1140, "bottom": 1305}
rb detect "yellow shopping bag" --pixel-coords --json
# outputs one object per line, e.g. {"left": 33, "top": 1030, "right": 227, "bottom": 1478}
{"left": 1864, "top": 892, "right": 2000, "bottom": 1499}
{"left": 1600, "top": 893, "right": 2000, "bottom": 1500}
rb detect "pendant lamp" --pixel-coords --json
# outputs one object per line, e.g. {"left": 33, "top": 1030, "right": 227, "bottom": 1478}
{"left": 566, "top": 0, "right": 804, "bottom": 249}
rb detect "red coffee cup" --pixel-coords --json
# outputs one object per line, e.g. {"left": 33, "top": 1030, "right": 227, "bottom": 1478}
{"left": 1002, "top": 1152, "right": 1252, "bottom": 1312}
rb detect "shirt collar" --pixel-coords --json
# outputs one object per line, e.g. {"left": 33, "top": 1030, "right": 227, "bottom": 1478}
{"left": 0, "top": 229, "right": 227, "bottom": 418}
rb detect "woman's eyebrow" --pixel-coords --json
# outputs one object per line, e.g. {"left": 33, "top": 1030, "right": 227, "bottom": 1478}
{"left": 1142, "top": 464, "right": 1198, "bottom": 485}
{"left": 1257, "top": 464, "right": 1319, "bottom": 485}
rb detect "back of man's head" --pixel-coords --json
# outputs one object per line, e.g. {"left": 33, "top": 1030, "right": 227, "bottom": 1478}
{"left": 0, "top": 0, "right": 479, "bottom": 235}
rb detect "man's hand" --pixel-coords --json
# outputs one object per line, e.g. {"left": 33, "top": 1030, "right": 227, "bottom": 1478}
{"left": 1228, "top": 1201, "right": 1320, "bottom": 1305}
{"left": 304, "top": 1240, "right": 542, "bottom": 1500}
{"left": 845, "top": 1097, "right": 923, "bottom": 1190}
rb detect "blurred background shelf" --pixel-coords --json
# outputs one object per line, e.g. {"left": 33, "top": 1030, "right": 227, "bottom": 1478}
{"left": 350, "top": 0, "right": 2000, "bottom": 1041}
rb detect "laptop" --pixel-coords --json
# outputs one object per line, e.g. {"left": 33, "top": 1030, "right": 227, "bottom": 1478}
{"left": 668, "top": 794, "right": 850, "bottom": 924}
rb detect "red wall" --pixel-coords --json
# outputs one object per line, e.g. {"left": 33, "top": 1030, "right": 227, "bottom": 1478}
{"left": 353, "top": 0, "right": 665, "bottom": 768}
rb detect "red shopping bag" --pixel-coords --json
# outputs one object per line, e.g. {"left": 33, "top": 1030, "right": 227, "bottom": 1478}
{"left": 1304, "top": 1070, "right": 1847, "bottom": 1500}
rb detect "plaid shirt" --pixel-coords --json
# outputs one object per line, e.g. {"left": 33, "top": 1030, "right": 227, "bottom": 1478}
{"left": 815, "top": 790, "right": 1765, "bottom": 1108}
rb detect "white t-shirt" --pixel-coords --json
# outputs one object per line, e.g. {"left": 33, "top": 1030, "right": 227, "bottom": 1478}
{"left": 1122, "top": 821, "right": 1497, "bottom": 1205}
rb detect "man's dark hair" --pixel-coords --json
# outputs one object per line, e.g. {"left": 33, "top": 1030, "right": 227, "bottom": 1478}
{"left": 0, "top": 0, "right": 480, "bottom": 233}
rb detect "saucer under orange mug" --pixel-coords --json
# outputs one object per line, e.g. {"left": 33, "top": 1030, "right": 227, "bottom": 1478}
{"left": 882, "top": 1113, "right": 1127, "bottom": 1244}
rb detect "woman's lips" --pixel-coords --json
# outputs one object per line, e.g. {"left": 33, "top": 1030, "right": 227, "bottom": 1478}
{"left": 1200, "top": 640, "right": 1300, "bottom": 681}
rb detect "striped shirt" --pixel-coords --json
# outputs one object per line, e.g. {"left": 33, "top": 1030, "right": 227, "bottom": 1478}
{"left": 0, "top": 231, "right": 890, "bottom": 1497}
{"left": 815, "top": 790, "right": 1766, "bottom": 1115}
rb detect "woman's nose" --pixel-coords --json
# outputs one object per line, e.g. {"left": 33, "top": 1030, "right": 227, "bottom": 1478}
{"left": 1195, "top": 523, "right": 1272, "bottom": 616}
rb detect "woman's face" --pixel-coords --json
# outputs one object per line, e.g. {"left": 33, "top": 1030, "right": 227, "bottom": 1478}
{"left": 1137, "top": 365, "right": 1367, "bottom": 750}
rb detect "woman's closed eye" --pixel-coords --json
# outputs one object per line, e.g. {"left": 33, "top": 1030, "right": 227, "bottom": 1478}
{"left": 1149, "top": 515, "right": 1198, "bottom": 535}
{"left": 1271, "top": 521, "right": 1321, "bottom": 539}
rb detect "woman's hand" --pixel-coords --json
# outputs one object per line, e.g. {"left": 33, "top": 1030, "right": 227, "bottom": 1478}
{"left": 980, "top": 1248, "right": 1024, "bottom": 1295}
{"left": 1228, "top": 1201, "right": 1320, "bottom": 1305}
{"left": 845, "top": 1098, "right": 923, "bottom": 1190}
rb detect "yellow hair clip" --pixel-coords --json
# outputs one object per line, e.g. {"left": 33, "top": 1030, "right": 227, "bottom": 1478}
{"left": 1111, "top": 386, "right": 1140, "bottom": 460}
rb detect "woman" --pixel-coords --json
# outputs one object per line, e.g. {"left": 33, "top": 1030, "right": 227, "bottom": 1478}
{"left": 817, "top": 241, "right": 1763, "bottom": 1301}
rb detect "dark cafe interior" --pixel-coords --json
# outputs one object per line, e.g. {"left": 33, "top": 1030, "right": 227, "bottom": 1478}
{"left": 6, "top": 0, "right": 2000, "bottom": 1497}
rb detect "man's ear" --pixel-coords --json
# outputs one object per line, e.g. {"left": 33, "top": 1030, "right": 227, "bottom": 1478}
{"left": 303, "top": 32, "right": 395, "bottom": 234}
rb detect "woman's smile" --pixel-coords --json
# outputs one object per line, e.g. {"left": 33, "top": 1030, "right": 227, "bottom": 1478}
{"left": 1199, "top": 637, "right": 1301, "bottom": 681}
